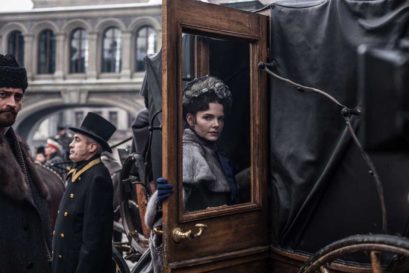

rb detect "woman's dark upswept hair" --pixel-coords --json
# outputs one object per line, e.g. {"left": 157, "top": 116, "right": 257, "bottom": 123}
{"left": 183, "top": 76, "right": 232, "bottom": 119}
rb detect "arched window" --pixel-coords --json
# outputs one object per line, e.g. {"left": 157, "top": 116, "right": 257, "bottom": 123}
{"left": 70, "top": 28, "right": 88, "bottom": 73}
{"left": 101, "top": 27, "right": 121, "bottom": 73}
{"left": 38, "top": 29, "right": 56, "bottom": 74}
{"left": 7, "top": 31, "right": 25, "bottom": 66}
{"left": 135, "top": 26, "right": 157, "bottom": 72}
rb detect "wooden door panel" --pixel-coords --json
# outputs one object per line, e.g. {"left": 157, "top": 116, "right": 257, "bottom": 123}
{"left": 169, "top": 212, "right": 269, "bottom": 261}
{"left": 172, "top": 250, "right": 271, "bottom": 273}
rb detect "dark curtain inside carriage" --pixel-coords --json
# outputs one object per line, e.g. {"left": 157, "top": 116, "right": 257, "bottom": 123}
{"left": 269, "top": 0, "right": 409, "bottom": 252}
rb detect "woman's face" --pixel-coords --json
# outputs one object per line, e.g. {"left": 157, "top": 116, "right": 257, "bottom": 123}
{"left": 187, "top": 102, "right": 225, "bottom": 142}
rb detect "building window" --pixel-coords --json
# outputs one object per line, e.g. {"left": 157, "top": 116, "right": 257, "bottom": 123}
{"left": 108, "top": 111, "right": 118, "bottom": 127}
{"left": 38, "top": 29, "right": 56, "bottom": 74}
{"left": 101, "top": 27, "right": 121, "bottom": 73}
{"left": 94, "top": 111, "right": 103, "bottom": 117}
{"left": 74, "top": 111, "right": 84, "bottom": 127}
{"left": 70, "top": 28, "right": 88, "bottom": 73}
{"left": 7, "top": 31, "right": 24, "bottom": 66}
{"left": 135, "top": 26, "right": 157, "bottom": 72}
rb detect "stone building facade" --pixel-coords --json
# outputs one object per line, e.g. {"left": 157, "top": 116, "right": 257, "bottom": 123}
{"left": 0, "top": 0, "right": 162, "bottom": 149}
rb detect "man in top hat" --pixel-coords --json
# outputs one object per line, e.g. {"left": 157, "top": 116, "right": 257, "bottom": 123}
{"left": 52, "top": 112, "right": 116, "bottom": 273}
{"left": 0, "top": 54, "right": 52, "bottom": 273}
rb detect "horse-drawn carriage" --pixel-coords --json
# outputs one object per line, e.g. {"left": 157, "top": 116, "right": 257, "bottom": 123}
{"left": 113, "top": 0, "right": 409, "bottom": 272}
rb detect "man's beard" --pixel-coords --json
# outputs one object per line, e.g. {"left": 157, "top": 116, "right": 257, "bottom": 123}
{"left": 0, "top": 110, "right": 17, "bottom": 127}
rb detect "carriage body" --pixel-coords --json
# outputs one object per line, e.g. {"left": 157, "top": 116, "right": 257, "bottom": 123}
{"left": 117, "top": 0, "right": 409, "bottom": 272}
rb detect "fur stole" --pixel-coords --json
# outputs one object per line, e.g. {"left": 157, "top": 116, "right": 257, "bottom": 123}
{"left": 0, "top": 130, "right": 49, "bottom": 202}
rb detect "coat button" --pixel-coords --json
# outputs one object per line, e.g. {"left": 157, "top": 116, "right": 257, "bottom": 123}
{"left": 58, "top": 254, "right": 63, "bottom": 259}
{"left": 64, "top": 211, "right": 69, "bottom": 217}
{"left": 53, "top": 230, "right": 55, "bottom": 236}
{"left": 60, "top": 233, "right": 65, "bottom": 238}
{"left": 69, "top": 193, "right": 75, "bottom": 199}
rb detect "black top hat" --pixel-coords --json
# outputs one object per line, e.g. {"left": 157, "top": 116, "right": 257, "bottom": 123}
{"left": 0, "top": 54, "right": 28, "bottom": 91}
{"left": 69, "top": 112, "right": 116, "bottom": 153}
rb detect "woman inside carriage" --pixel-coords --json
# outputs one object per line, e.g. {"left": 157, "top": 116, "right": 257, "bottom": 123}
{"left": 181, "top": 75, "right": 240, "bottom": 212}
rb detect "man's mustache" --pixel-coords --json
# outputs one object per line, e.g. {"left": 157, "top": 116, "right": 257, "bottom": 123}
{"left": 0, "top": 109, "right": 17, "bottom": 114}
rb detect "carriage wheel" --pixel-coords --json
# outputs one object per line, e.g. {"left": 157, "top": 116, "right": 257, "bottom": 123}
{"left": 298, "top": 234, "right": 409, "bottom": 273}
{"left": 112, "top": 247, "right": 131, "bottom": 273}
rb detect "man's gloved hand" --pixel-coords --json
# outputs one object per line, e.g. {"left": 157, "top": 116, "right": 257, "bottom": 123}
{"left": 157, "top": 177, "right": 173, "bottom": 203}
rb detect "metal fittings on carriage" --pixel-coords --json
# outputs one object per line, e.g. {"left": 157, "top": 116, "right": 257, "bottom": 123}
{"left": 172, "top": 224, "right": 208, "bottom": 243}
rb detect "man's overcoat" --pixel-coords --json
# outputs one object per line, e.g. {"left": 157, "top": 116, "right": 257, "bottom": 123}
{"left": 0, "top": 129, "right": 51, "bottom": 273}
{"left": 52, "top": 156, "right": 113, "bottom": 273}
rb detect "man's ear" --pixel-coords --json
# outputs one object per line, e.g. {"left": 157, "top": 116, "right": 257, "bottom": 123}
{"left": 186, "top": 113, "right": 195, "bottom": 127}
{"left": 88, "top": 143, "right": 97, "bottom": 153}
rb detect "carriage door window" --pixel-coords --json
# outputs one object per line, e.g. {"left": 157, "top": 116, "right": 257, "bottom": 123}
{"left": 180, "top": 33, "right": 252, "bottom": 214}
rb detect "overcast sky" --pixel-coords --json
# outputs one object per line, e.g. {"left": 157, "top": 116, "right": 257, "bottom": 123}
{"left": 0, "top": 0, "right": 33, "bottom": 11}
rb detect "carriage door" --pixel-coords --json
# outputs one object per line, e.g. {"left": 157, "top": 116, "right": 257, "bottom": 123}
{"left": 162, "top": 0, "right": 269, "bottom": 272}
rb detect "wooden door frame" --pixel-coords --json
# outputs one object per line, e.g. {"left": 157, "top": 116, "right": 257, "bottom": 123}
{"left": 162, "top": 0, "right": 269, "bottom": 271}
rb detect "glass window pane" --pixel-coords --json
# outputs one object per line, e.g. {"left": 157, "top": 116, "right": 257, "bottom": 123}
{"left": 135, "top": 26, "right": 157, "bottom": 72}
{"left": 70, "top": 28, "right": 88, "bottom": 73}
{"left": 7, "top": 31, "right": 24, "bottom": 66}
{"left": 101, "top": 27, "right": 122, "bottom": 73}
{"left": 181, "top": 33, "right": 251, "bottom": 213}
{"left": 108, "top": 111, "right": 118, "bottom": 127}
{"left": 75, "top": 111, "right": 84, "bottom": 127}
{"left": 38, "top": 29, "right": 56, "bottom": 74}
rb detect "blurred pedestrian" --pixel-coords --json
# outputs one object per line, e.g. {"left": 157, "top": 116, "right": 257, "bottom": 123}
{"left": 35, "top": 145, "right": 47, "bottom": 164}
{"left": 54, "top": 125, "right": 72, "bottom": 160}
{"left": 45, "top": 137, "right": 66, "bottom": 179}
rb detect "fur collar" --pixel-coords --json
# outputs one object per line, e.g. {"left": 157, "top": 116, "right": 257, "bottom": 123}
{"left": 0, "top": 129, "right": 49, "bottom": 203}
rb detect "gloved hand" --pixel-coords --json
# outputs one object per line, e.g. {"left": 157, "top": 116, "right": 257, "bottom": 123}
{"left": 157, "top": 177, "right": 173, "bottom": 203}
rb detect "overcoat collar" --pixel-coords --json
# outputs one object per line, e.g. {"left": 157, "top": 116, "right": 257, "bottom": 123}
{"left": 67, "top": 156, "right": 101, "bottom": 183}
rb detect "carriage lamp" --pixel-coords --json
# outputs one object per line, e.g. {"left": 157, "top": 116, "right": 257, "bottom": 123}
{"left": 358, "top": 40, "right": 409, "bottom": 151}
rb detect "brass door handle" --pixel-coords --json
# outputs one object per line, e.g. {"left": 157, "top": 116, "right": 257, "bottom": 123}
{"left": 172, "top": 223, "right": 208, "bottom": 243}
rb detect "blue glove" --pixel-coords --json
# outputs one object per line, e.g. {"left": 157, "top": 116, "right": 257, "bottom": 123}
{"left": 157, "top": 177, "right": 173, "bottom": 203}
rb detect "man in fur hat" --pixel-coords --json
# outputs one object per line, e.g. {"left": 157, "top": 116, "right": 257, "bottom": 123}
{"left": 0, "top": 54, "right": 52, "bottom": 272}
{"left": 52, "top": 112, "right": 116, "bottom": 273}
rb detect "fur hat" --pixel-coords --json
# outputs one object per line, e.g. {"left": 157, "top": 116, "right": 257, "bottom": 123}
{"left": 0, "top": 54, "right": 28, "bottom": 91}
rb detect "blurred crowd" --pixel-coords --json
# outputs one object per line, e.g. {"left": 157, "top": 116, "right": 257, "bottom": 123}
{"left": 34, "top": 125, "right": 73, "bottom": 179}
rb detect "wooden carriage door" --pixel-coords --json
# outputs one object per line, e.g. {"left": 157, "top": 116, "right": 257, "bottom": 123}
{"left": 162, "top": 0, "right": 269, "bottom": 272}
